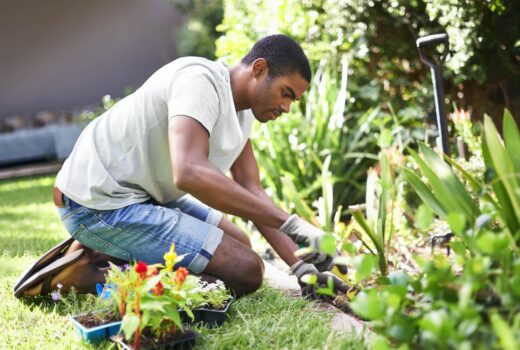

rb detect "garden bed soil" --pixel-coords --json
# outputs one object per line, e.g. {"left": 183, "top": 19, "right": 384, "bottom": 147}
{"left": 70, "top": 309, "right": 122, "bottom": 344}
{"left": 111, "top": 328, "right": 200, "bottom": 350}
{"left": 74, "top": 310, "right": 120, "bottom": 328}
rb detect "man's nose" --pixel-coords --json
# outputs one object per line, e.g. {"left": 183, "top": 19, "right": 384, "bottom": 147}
{"left": 280, "top": 101, "right": 291, "bottom": 113}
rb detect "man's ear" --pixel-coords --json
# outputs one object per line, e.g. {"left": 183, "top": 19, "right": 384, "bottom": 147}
{"left": 251, "top": 58, "right": 269, "bottom": 78}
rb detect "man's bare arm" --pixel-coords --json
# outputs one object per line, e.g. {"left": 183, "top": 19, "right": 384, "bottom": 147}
{"left": 168, "top": 116, "right": 288, "bottom": 228}
{"left": 230, "top": 139, "right": 299, "bottom": 267}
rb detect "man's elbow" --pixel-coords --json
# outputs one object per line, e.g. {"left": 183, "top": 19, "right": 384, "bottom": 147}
{"left": 173, "top": 166, "right": 198, "bottom": 192}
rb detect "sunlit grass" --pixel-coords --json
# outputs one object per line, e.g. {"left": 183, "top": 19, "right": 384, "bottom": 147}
{"left": 0, "top": 175, "right": 364, "bottom": 349}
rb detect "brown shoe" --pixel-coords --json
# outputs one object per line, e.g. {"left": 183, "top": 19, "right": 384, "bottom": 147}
{"left": 14, "top": 249, "right": 108, "bottom": 298}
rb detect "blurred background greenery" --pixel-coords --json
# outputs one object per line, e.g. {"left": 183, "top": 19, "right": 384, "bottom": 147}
{"left": 172, "top": 0, "right": 519, "bottom": 220}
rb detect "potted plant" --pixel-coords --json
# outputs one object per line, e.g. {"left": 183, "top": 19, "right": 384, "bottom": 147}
{"left": 69, "top": 306, "right": 122, "bottom": 344}
{"left": 106, "top": 244, "right": 201, "bottom": 349}
{"left": 184, "top": 279, "right": 234, "bottom": 326}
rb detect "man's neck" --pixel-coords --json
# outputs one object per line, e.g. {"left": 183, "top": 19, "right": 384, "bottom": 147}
{"left": 228, "top": 64, "right": 251, "bottom": 112}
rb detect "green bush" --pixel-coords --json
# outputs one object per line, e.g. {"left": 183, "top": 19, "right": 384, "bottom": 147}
{"left": 352, "top": 110, "right": 520, "bottom": 349}
{"left": 217, "top": 0, "right": 520, "bottom": 122}
{"left": 171, "top": 0, "right": 224, "bottom": 59}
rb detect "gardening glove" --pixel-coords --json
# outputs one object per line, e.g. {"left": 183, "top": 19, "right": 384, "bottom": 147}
{"left": 279, "top": 215, "right": 348, "bottom": 274}
{"left": 290, "top": 261, "right": 350, "bottom": 301}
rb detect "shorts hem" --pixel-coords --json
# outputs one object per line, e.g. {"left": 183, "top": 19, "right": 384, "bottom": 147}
{"left": 186, "top": 224, "right": 223, "bottom": 273}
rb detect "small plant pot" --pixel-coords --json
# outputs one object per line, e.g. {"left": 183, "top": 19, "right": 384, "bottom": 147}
{"left": 181, "top": 297, "right": 234, "bottom": 327}
{"left": 110, "top": 327, "right": 200, "bottom": 350}
{"left": 70, "top": 309, "right": 122, "bottom": 344}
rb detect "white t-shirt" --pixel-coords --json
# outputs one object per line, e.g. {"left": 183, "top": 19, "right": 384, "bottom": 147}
{"left": 56, "top": 57, "right": 254, "bottom": 210}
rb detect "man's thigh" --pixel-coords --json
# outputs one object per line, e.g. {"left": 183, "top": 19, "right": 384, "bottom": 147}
{"left": 165, "top": 195, "right": 251, "bottom": 247}
{"left": 58, "top": 196, "right": 223, "bottom": 274}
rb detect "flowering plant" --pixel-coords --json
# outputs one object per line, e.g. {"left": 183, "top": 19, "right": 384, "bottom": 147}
{"left": 105, "top": 244, "right": 201, "bottom": 349}
{"left": 190, "top": 279, "right": 231, "bottom": 310}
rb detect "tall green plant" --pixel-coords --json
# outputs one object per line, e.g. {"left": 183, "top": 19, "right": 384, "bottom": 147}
{"left": 405, "top": 110, "right": 520, "bottom": 251}
{"left": 349, "top": 153, "right": 395, "bottom": 276}
{"left": 351, "top": 110, "right": 520, "bottom": 349}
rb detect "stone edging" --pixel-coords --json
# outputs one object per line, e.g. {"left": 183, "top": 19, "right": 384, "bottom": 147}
{"left": 262, "top": 259, "right": 373, "bottom": 338}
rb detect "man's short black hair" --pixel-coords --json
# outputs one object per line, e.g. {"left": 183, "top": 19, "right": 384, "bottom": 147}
{"left": 241, "top": 34, "right": 311, "bottom": 83}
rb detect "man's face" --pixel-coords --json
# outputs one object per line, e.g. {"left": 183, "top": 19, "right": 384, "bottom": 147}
{"left": 250, "top": 71, "right": 309, "bottom": 123}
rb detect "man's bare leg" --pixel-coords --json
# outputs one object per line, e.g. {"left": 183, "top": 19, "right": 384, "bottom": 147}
{"left": 203, "top": 233, "right": 264, "bottom": 297}
{"left": 63, "top": 216, "right": 264, "bottom": 297}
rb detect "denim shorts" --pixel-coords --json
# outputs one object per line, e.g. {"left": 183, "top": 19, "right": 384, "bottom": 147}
{"left": 56, "top": 194, "right": 224, "bottom": 274}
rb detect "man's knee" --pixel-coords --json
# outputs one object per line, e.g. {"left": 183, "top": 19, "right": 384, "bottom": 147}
{"left": 204, "top": 234, "right": 263, "bottom": 296}
{"left": 238, "top": 253, "right": 264, "bottom": 296}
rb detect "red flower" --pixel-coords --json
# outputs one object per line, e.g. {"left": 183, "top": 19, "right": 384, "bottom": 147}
{"left": 174, "top": 267, "right": 189, "bottom": 285}
{"left": 151, "top": 281, "right": 164, "bottom": 296}
{"left": 134, "top": 261, "right": 148, "bottom": 279}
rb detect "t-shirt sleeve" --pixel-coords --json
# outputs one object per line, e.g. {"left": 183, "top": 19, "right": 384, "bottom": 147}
{"left": 165, "top": 66, "right": 220, "bottom": 135}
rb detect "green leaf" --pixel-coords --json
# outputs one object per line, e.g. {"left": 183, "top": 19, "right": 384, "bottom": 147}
{"left": 419, "top": 144, "right": 479, "bottom": 220}
{"left": 443, "top": 155, "right": 500, "bottom": 209}
{"left": 378, "top": 153, "right": 391, "bottom": 246}
{"left": 477, "top": 231, "right": 510, "bottom": 256}
{"left": 121, "top": 314, "right": 140, "bottom": 340}
{"left": 342, "top": 240, "right": 358, "bottom": 254}
{"left": 450, "top": 241, "right": 466, "bottom": 257}
{"left": 447, "top": 212, "right": 467, "bottom": 235}
{"left": 370, "top": 336, "right": 391, "bottom": 350}
{"left": 388, "top": 270, "right": 409, "bottom": 286}
{"left": 378, "top": 129, "right": 393, "bottom": 148}
{"left": 490, "top": 312, "right": 519, "bottom": 350}
{"left": 353, "top": 254, "right": 378, "bottom": 281}
{"left": 484, "top": 115, "right": 520, "bottom": 228}
{"left": 139, "top": 300, "right": 167, "bottom": 312}
{"left": 403, "top": 168, "right": 447, "bottom": 219}
{"left": 503, "top": 110, "right": 520, "bottom": 175}
{"left": 351, "top": 289, "right": 386, "bottom": 320}
{"left": 164, "top": 306, "right": 184, "bottom": 331}
{"left": 142, "top": 275, "right": 162, "bottom": 292}
{"left": 319, "top": 233, "right": 336, "bottom": 256}
{"left": 482, "top": 136, "right": 519, "bottom": 234}
{"left": 415, "top": 204, "right": 434, "bottom": 230}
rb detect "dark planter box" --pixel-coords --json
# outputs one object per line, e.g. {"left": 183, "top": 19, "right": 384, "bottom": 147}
{"left": 69, "top": 310, "right": 122, "bottom": 344}
{"left": 111, "top": 328, "right": 200, "bottom": 350}
{"left": 180, "top": 297, "right": 234, "bottom": 327}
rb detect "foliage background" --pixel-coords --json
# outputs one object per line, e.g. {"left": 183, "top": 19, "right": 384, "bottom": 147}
{"left": 215, "top": 0, "right": 520, "bottom": 124}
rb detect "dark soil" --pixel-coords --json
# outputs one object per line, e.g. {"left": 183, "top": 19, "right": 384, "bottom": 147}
{"left": 74, "top": 310, "right": 120, "bottom": 328}
{"left": 328, "top": 292, "right": 367, "bottom": 322}
{"left": 331, "top": 292, "right": 354, "bottom": 314}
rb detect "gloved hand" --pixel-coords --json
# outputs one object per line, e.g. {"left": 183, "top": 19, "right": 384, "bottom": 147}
{"left": 280, "top": 215, "right": 348, "bottom": 274}
{"left": 290, "top": 261, "right": 350, "bottom": 300}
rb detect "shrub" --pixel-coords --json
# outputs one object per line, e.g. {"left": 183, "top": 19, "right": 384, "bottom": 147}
{"left": 352, "top": 110, "right": 520, "bottom": 349}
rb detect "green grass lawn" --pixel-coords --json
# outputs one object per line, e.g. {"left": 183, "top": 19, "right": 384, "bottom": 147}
{"left": 0, "top": 175, "right": 365, "bottom": 349}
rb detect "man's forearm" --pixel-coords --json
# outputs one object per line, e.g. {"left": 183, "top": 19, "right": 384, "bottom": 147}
{"left": 254, "top": 223, "right": 299, "bottom": 267}
{"left": 242, "top": 185, "right": 300, "bottom": 267}
{"left": 176, "top": 161, "right": 289, "bottom": 229}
